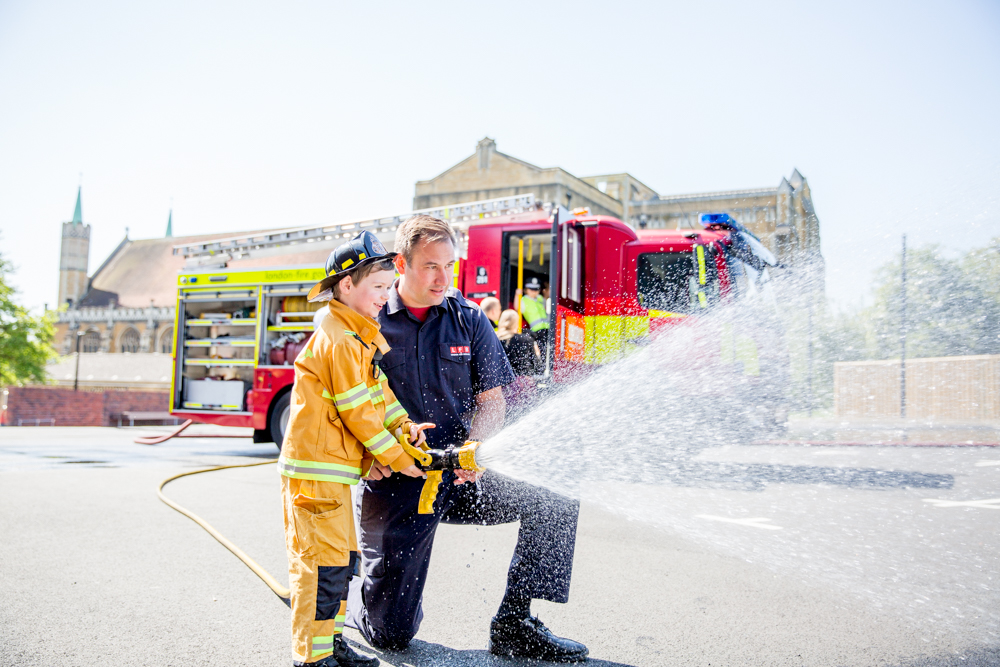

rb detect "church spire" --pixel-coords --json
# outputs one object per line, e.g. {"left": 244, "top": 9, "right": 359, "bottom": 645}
{"left": 165, "top": 209, "right": 173, "bottom": 237}
{"left": 72, "top": 186, "right": 83, "bottom": 224}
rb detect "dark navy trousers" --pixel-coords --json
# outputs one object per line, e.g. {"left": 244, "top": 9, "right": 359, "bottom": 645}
{"left": 345, "top": 469, "right": 579, "bottom": 649}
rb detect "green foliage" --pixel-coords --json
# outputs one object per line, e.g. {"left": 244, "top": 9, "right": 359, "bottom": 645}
{"left": 791, "top": 237, "right": 1000, "bottom": 410}
{"left": 864, "top": 243, "right": 1000, "bottom": 359}
{"left": 0, "top": 252, "right": 57, "bottom": 386}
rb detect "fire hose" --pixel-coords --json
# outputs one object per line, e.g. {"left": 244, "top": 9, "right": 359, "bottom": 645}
{"left": 156, "top": 438, "right": 485, "bottom": 603}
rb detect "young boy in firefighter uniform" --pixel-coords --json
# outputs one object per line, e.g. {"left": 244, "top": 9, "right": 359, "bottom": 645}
{"left": 281, "top": 231, "right": 430, "bottom": 667}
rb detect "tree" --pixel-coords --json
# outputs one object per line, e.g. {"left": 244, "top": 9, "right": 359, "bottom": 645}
{"left": 0, "top": 251, "right": 57, "bottom": 385}
{"left": 865, "top": 241, "right": 1000, "bottom": 359}
{"left": 793, "top": 237, "right": 1000, "bottom": 410}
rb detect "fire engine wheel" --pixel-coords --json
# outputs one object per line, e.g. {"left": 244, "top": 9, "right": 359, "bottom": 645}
{"left": 269, "top": 392, "right": 291, "bottom": 452}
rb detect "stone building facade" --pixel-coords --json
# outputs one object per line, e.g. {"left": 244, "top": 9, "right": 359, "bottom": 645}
{"left": 415, "top": 138, "right": 824, "bottom": 291}
{"left": 413, "top": 138, "right": 644, "bottom": 218}
{"left": 58, "top": 305, "right": 176, "bottom": 356}
{"left": 629, "top": 169, "right": 823, "bottom": 283}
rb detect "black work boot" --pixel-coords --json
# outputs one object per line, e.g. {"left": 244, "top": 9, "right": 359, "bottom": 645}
{"left": 292, "top": 655, "right": 338, "bottom": 667}
{"left": 489, "top": 615, "right": 589, "bottom": 662}
{"left": 333, "top": 635, "right": 380, "bottom": 667}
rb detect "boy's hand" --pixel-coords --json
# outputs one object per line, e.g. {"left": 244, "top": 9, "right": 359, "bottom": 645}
{"left": 409, "top": 422, "right": 435, "bottom": 448}
{"left": 365, "top": 462, "right": 392, "bottom": 480}
{"left": 399, "top": 465, "right": 427, "bottom": 479}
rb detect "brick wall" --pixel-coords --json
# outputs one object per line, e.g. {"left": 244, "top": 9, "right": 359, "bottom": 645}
{"left": 834, "top": 355, "right": 1000, "bottom": 420}
{"left": 102, "top": 390, "right": 169, "bottom": 425}
{"left": 1, "top": 386, "right": 169, "bottom": 427}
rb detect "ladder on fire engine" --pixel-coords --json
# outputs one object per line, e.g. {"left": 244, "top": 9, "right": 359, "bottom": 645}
{"left": 173, "top": 194, "right": 538, "bottom": 267}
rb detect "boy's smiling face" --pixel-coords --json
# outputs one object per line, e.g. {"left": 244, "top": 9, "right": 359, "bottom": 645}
{"left": 337, "top": 268, "right": 395, "bottom": 319}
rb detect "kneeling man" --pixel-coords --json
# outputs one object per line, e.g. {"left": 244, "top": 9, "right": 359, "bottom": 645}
{"left": 347, "top": 214, "right": 588, "bottom": 662}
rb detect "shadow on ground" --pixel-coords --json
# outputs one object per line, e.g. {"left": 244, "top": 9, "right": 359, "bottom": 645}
{"left": 349, "top": 638, "right": 636, "bottom": 667}
{"left": 624, "top": 459, "right": 954, "bottom": 492}
{"left": 894, "top": 645, "right": 1000, "bottom": 666}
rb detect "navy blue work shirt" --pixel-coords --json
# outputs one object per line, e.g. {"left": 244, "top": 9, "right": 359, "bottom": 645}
{"left": 377, "top": 283, "right": 514, "bottom": 448}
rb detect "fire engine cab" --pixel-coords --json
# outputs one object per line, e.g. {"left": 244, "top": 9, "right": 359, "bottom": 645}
{"left": 460, "top": 205, "right": 783, "bottom": 380}
{"left": 168, "top": 194, "right": 787, "bottom": 447}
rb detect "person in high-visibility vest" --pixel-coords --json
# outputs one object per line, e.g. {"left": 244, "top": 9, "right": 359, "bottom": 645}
{"left": 515, "top": 277, "right": 549, "bottom": 339}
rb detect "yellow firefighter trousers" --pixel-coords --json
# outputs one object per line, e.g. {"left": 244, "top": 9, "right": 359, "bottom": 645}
{"left": 281, "top": 476, "right": 358, "bottom": 664}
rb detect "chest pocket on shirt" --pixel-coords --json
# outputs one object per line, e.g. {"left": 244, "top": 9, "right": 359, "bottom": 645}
{"left": 380, "top": 348, "right": 406, "bottom": 377}
{"left": 438, "top": 342, "right": 473, "bottom": 396}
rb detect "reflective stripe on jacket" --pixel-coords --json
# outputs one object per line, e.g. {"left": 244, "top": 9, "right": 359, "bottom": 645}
{"left": 281, "top": 299, "right": 415, "bottom": 484}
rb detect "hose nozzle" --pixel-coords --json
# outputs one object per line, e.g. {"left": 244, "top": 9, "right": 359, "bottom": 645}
{"left": 424, "top": 441, "right": 485, "bottom": 473}
{"left": 404, "top": 440, "right": 485, "bottom": 514}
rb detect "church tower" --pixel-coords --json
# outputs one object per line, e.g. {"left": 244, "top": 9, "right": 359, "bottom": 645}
{"left": 58, "top": 187, "right": 91, "bottom": 307}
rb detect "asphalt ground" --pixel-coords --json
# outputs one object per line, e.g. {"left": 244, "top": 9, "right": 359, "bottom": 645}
{"left": 1, "top": 424, "right": 998, "bottom": 666}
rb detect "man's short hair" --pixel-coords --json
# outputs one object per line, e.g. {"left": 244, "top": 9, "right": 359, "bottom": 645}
{"left": 480, "top": 296, "right": 501, "bottom": 318}
{"left": 395, "top": 215, "right": 456, "bottom": 264}
{"left": 332, "top": 257, "right": 395, "bottom": 301}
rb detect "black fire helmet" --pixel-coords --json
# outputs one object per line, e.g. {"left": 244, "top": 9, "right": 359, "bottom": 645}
{"left": 307, "top": 231, "right": 397, "bottom": 302}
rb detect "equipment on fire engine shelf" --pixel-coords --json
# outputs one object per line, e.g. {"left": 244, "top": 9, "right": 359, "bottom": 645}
{"left": 269, "top": 332, "right": 308, "bottom": 366}
{"left": 398, "top": 434, "right": 486, "bottom": 514}
{"left": 277, "top": 295, "right": 324, "bottom": 322}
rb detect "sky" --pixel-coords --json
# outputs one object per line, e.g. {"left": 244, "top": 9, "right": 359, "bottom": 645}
{"left": 1, "top": 0, "right": 998, "bottom": 313}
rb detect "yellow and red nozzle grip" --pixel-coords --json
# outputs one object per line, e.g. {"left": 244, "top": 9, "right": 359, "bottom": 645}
{"left": 397, "top": 434, "right": 485, "bottom": 514}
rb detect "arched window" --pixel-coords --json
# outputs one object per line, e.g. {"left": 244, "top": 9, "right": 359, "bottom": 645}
{"left": 119, "top": 327, "right": 140, "bottom": 353}
{"left": 158, "top": 327, "right": 174, "bottom": 354}
{"left": 81, "top": 330, "right": 101, "bottom": 353}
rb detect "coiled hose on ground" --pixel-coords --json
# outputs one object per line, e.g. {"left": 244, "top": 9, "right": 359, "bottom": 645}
{"left": 157, "top": 460, "right": 291, "bottom": 605}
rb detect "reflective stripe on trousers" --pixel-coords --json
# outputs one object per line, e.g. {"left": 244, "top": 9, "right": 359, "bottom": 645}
{"left": 282, "top": 476, "right": 358, "bottom": 664}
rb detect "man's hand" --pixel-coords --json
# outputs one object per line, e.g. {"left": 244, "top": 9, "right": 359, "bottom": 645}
{"left": 453, "top": 469, "right": 484, "bottom": 485}
{"left": 409, "top": 422, "right": 435, "bottom": 448}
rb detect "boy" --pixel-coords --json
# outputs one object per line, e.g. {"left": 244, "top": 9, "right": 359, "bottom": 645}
{"left": 280, "top": 231, "right": 431, "bottom": 667}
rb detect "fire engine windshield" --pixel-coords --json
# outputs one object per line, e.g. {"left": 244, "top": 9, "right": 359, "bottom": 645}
{"left": 637, "top": 249, "right": 719, "bottom": 313}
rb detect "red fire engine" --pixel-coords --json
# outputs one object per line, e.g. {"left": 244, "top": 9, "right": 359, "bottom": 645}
{"left": 169, "top": 195, "right": 786, "bottom": 447}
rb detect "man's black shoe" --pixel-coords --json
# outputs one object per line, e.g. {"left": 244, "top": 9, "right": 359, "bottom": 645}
{"left": 489, "top": 615, "right": 589, "bottom": 662}
{"left": 333, "top": 635, "right": 380, "bottom": 667}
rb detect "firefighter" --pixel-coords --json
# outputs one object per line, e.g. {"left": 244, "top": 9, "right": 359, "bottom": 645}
{"left": 346, "top": 215, "right": 588, "bottom": 662}
{"left": 281, "top": 231, "right": 432, "bottom": 667}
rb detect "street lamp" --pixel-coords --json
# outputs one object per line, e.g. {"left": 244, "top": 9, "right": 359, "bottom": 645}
{"left": 74, "top": 328, "right": 86, "bottom": 392}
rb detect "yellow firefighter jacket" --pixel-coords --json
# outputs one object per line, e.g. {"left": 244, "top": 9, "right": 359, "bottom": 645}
{"left": 279, "top": 298, "right": 415, "bottom": 484}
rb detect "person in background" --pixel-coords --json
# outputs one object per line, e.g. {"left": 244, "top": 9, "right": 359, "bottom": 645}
{"left": 514, "top": 277, "right": 550, "bottom": 346}
{"left": 479, "top": 296, "right": 501, "bottom": 331}
{"left": 496, "top": 308, "right": 541, "bottom": 413}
